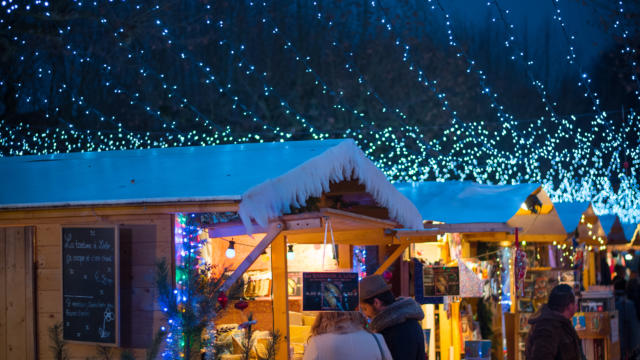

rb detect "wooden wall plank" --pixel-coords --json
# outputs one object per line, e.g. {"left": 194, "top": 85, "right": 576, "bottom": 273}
{"left": 0, "top": 228, "right": 6, "bottom": 360}
{"left": 37, "top": 269, "right": 61, "bottom": 291}
{"left": 36, "top": 224, "right": 62, "bottom": 360}
{"left": 6, "top": 227, "right": 27, "bottom": 358}
{"left": 25, "top": 227, "right": 36, "bottom": 360}
{"left": 37, "top": 312, "right": 61, "bottom": 360}
{"left": 36, "top": 245, "right": 60, "bottom": 270}
{"left": 32, "top": 215, "right": 173, "bottom": 357}
{"left": 36, "top": 224, "right": 61, "bottom": 247}
{"left": 37, "top": 290, "right": 61, "bottom": 314}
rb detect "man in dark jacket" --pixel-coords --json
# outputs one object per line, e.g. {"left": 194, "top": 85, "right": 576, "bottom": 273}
{"left": 359, "top": 274, "right": 426, "bottom": 360}
{"left": 614, "top": 278, "right": 640, "bottom": 358}
{"left": 626, "top": 262, "right": 640, "bottom": 321}
{"left": 525, "top": 284, "right": 582, "bottom": 360}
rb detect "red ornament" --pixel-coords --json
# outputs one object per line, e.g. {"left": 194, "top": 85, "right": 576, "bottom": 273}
{"left": 217, "top": 292, "right": 228, "bottom": 309}
{"left": 382, "top": 270, "right": 392, "bottom": 281}
{"left": 234, "top": 300, "right": 249, "bottom": 311}
{"left": 624, "top": 161, "right": 629, "bottom": 169}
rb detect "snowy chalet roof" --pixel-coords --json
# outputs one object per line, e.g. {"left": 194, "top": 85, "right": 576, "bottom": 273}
{"left": 394, "top": 181, "right": 540, "bottom": 224}
{"left": 554, "top": 202, "right": 591, "bottom": 233}
{"left": 0, "top": 139, "right": 423, "bottom": 230}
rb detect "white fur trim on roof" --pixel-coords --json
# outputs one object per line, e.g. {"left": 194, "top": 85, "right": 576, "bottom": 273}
{"left": 238, "top": 139, "right": 423, "bottom": 233}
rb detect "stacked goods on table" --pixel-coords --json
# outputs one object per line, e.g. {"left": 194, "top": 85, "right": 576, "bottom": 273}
{"left": 289, "top": 311, "right": 317, "bottom": 360}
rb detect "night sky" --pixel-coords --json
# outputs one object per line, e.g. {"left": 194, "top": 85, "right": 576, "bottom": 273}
{"left": 0, "top": 0, "right": 638, "bottom": 221}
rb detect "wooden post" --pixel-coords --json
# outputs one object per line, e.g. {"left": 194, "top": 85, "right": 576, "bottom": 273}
{"left": 451, "top": 301, "right": 461, "bottom": 360}
{"left": 439, "top": 303, "right": 452, "bottom": 360}
{"left": 272, "top": 234, "right": 290, "bottom": 360}
{"left": 374, "top": 243, "right": 409, "bottom": 275}
{"left": 583, "top": 252, "right": 590, "bottom": 291}
{"left": 338, "top": 244, "right": 352, "bottom": 270}
{"left": 423, "top": 304, "right": 436, "bottom": 360}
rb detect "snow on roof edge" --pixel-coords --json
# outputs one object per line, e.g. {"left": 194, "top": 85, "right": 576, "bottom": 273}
{"left": 237, "top": 139, "right": 423, "bottom": 233}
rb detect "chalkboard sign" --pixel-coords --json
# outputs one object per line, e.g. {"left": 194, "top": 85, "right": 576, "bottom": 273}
{"left": 413, "top": 260, "right": 445, "bottom": 304}
{"left": 62, "top": 227, "right": 118, "bottom": 344}
{"left": 302, "top": 272, "right": 359, "bottom": 311}
{"left": 422, "top": 266, "right": 459, "bottom": 296}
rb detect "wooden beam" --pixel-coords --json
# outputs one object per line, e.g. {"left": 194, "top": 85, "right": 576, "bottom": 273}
{"left": 463, "top": 233, "right": 567, "bottom": 244}
{"left": 516, "top": 234, "right": 567, "bottom": 243}
{"left": 271, "top": 234, "right": 290, "bottom": 360}
{"left": 422, "top": 222, "right": 515, "bottom": 234}
{"left": 374, "top": 243, "right": 409, "bottom": 275}
{"left": 393, "top": 235, "right": 438, "bottom": 244}
{"left": 280, "top": 208, "right": 398, "bottom": 230}
{"left": 284, "top": 228, "right": 393, "bottom": 245}
{"left": 219, "top": 222, "right": 283, "bottom": 293}
{"left": 462, "top": 232, "right": 508, "bottom": 242}
{"left": 391, "top": 229, "right": 442, "bottom": 237}
{"left": 0, "top": 201, "right": 239, "bottom": 224}
{"left": 207, "top": 221, "right": 268, "bottom": 238}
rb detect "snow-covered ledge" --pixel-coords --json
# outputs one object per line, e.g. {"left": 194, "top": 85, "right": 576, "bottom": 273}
{"left": 238, "top": 139, "right": 423, "bottom": 233}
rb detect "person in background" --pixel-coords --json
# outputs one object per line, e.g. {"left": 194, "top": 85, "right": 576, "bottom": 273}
{"left": 627, "top": 262, "right": 640, "bottom": 322}
{"left": 302, "top": 311, "right": 392, "bottom": 360}
{"left": 525, "top": 284, "right": 583, "bottom": 360}
{"left": 614, "top": 278, "right": 640, "bottom": 359}
{"left": 614, "top": 264, "right": 627, "bottom": 287}
{"left": 601, "top": 256, "right": 612, "bottom": 285}
{"left": 359, "top": 274, "right": 426, "bottom": 360}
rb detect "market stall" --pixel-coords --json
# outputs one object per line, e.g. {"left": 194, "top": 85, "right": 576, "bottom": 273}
{"left": 554, "top": 203, "right": 622, "bottom": 359}
{"left": 554, "top": 202, "right": 608, "bottom": 290}
{"left": 0, "top": 139, "right": 428, "bottom": 360}
{"left": 600, "top": 214, "right": 632, "bottom": 280}
{"left": 395, "top": 181, "right": 566, "bottom": 360}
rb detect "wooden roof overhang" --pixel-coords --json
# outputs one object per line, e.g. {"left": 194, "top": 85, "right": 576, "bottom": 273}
{"left": 612, "top": 223, "right": 640, "bottom": 250}
{"left": 0, "top": 200, "right": 240, "bottom": 226}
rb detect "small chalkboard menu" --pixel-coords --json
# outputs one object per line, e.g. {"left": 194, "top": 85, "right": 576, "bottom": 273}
{"left": 302, "top": 272, "right": 359, "bottom": 311}
{"left": 62, "top": 227, "right": 118, "bottom": 344}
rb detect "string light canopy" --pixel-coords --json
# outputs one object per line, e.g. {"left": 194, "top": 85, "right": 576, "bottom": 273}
{"left": 0, "top": 1, "right": 638, "bottom": 224}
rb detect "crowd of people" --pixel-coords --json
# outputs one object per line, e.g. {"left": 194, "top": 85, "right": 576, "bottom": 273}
{"left": 302, "top": 274, "right": 426, "bottom": 360}
{"left": 525, "top": 262, "right": 640, "bottom": 360}
{"left": 301, "top": 263, "right": 640, "bottom": 360}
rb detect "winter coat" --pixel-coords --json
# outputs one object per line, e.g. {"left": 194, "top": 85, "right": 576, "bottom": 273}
{"left": 369, "top": 297, "right": 426, "bottom": 360}
{"left": 302, "top": 329, "right": 393, "bottom": 360}
{"left": 627, "top": 277, "right": 640, "bottom": 322}
{"left": 615, "top": 290, "right": 640, "bottom": 358}
{"left": 524, "top": 305, "right": 582, "bottom": 360}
